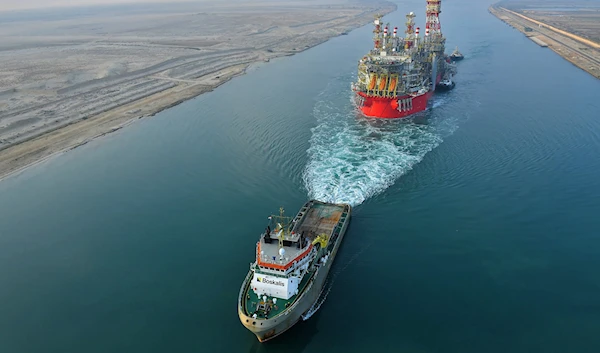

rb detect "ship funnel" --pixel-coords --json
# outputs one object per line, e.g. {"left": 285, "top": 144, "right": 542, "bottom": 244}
{"left": 425, "top": 28, "right": 430, "bottom": 36}
{"left": 415, "top": 27, "right": 420, "bottom": 37}
{"left": 393, "top": 27, "right": 397, "bottom": 37}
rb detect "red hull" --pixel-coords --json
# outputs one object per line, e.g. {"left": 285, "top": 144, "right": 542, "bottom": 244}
{"left": 356, "top": 91, "right": 431, "bottom": 119}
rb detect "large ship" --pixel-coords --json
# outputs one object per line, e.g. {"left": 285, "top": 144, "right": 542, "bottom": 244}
{"left": 351, "top": 0, "right": 456, "bottom": 119}
{"left": 238, "top": 200, "right": 352, "bottom": 342}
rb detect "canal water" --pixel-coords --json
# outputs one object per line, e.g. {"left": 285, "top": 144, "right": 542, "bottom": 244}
{"left": 1, "top": 0, "right": 599, "bottom": 352}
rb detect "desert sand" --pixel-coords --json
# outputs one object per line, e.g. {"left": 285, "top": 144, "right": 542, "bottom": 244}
{"left": 0, "top": 0, "right": 396, "bottom": 180}
{"left": 490, "top": 2, "right": 600, "bottom": 80}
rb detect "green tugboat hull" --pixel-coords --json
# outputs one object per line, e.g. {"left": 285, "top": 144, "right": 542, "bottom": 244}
{"left": 238, "top": 200, "right": 352, "bottom": 342}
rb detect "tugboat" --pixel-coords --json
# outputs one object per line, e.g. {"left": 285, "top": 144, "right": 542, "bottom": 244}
{"left": 436, "top": 77, "right": 455, "bottom": 90}
{"left": 450, "top": 46, "right": 464, "bottom": 61}
{"left": 238, "top": 200, "right": 352, "bottom": 342}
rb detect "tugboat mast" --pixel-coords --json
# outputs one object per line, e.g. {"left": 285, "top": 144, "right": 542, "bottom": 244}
{"left": 277, "top": 207, "right": 285, "bottom": 249}
{"left": 270, "top": 206, "right": 292, "bottom": 251}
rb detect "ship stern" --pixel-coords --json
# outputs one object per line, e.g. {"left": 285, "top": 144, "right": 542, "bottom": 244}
{"left": 356, "top": 91, "right": 431, "bottom": 119}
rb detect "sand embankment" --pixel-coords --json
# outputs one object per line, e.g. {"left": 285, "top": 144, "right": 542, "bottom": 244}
{"left": 489, "top": 4, "right": 600, "bottom": 79}
{"left": 0, "top": 0, "right": 396, "bottom": 181}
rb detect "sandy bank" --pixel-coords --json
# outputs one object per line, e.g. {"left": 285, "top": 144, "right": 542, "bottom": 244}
{"left": 0, "top": 0, "right": 396, "bottom": 181}
{"left": 489, "top": 4, "right": 600, "bottom": 80}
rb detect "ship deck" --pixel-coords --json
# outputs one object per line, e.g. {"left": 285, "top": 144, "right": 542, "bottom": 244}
{"left": 243, "top": 268, "right": 315, "bottom": 320}
{"left": 259, "top": 202, "right": 346, "bottom": 268}
{"left": 294, "top": 202, "right": 344, "bottom": 238}
{"left": 258, "top": 241, "right": 306, "bottom": 268}
{"left": 243, "top": 202, "right": 349, "bottom": 320}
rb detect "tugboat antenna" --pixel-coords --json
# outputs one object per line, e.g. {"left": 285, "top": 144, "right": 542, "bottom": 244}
{"left": 269, "top": 206, "right": 293, "bottom": 250}
{"left": 278, "top": 207, "right": 285, "bottom": 249}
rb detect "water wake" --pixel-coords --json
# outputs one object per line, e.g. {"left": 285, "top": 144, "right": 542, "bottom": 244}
{"left": 302, "top": 242, "right": 372, "bottom": 321}
{"left": 300, "top": 282, "right": 331, "bottom": 321}
{"left": 303, "top": 75, "right": 459, "bottom": 207}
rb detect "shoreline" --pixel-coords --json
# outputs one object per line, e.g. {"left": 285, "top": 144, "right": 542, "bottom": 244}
{"left": 489, "top": 5, "right": 600, "bottom": 80}
{"left": 0, "top": 3, "right": 396, "bottom": 182}
{"left": 0, "top": 64, "right": 249, "bottom": 182}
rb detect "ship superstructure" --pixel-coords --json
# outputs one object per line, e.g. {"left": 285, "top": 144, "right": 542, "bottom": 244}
{"left": 352, "top": 0, "right": 456, "bottom": 119}
{"left": 238, "top": 200, "right": 352, "bottom": 342}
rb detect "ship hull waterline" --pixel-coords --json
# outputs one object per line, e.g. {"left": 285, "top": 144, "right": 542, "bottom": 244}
{"left": 355, "top": 72, "right": 443, "bottom": 119}
{"left": 356, "top": 91, "right": 432, "bottom": 119}
{"left": 238, "top": 207, "right": 352, "bottom": 342}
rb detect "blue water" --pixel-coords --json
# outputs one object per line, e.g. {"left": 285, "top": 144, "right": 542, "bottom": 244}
{"left": 1, "top": 0, "right": 600, "bottom": 352}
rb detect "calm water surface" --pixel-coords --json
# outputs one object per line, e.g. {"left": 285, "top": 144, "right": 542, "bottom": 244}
{"left": 1, "top": 0, "right": 600, "bottom": 352}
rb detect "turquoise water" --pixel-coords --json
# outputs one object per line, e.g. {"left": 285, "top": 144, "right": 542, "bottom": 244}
{"left": 1, "top": 0, "right": 600, "bottom": 352}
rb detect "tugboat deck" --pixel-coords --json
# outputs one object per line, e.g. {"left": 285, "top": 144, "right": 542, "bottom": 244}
{"left": 258, "top": 203, "right": 345, "bottom": 268}
{"left": 242, "top": 270, "right": 314, "bottom": 319}
{"left": 293, "top": 204, "right": 343, "bottom": 238}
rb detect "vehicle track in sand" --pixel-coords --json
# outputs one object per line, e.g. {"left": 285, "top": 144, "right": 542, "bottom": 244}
{"left": 0, "top": 0, "right": 398, "bottom": 180}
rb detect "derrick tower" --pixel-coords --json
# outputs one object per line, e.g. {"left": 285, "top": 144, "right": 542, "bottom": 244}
{"left": 424, "top": 0, "right": 445, "bottom": 53}
{"left": 404, "top": 12, "right": 416, "bottom": 50}
{"left": 372, "top": 15, "right": 382, "bottom": 50}
{"left": 425, "top": 0, "right": 442, "bottom": 37}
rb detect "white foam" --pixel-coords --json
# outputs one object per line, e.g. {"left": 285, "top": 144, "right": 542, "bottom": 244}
{"left": 303, "top": 77, "right": 458, "bottom": 207}
{"left": 301, "top": 282, "right": 331, "bottom": 321}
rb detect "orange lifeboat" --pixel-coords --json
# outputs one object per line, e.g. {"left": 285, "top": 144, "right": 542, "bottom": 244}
{"left": 388, "top": 76, "right": 397, "bottom": 91}
{"left": 368, "top": 74, "right": 377, "bottom": 90}
{"left": 378, "top": 75, "right": 388, "bottom": 91}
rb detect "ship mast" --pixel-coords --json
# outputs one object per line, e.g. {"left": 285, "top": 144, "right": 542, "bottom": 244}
{"left": 424, "top": 0, "right": 445, "bottom": 53}
{"left": 372, "top": 15, "right": 382, "bottom": 50}
{"left": 404, "top": 12, "right": 416, "bottom": 50}
{"left": 382, "top": 23, "right": 390, "bottom": 53}
{"left": 270, "top": 206, "right": 292, "bottom": 251}
{"left": 277, "top": 207, "right": 285, "bottom": 249}
{"left": 425, "top": 0, "right": 442, "bottom": 37}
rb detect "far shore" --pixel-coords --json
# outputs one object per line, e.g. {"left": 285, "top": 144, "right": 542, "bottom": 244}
{"left": 489, "top": 3, "right": 600, "bottom": 80}
{"left": 0, "top": 0, "right": 396, "bottom": 181}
